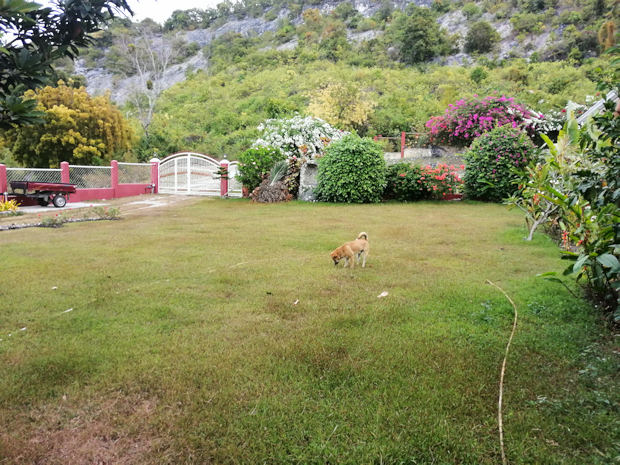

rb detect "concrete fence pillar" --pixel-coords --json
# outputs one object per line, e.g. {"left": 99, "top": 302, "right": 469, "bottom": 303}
{"left": 401, "top": 132, "right": 406, "bottom": 159}
{"left": 111, "top": 160, "right": 118, "bottom": 197}
{"left": 61, "top": 161, "right": 70, "bottom": 183}
{"left": 220, "top": 158, "right": 229, "bottom": 198}
{"left": 150, "top": 158, "right": 160, "bottom": 194}
{"left": 0, "top": 164, "right": 7, "bottom": 201}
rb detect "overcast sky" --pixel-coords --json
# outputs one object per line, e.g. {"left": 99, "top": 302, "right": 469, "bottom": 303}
{"left": 127, "top": 0, "right": 225, "bottom": 24}
{"left": 37, "top": 1, "right": 226, "bottom": 25}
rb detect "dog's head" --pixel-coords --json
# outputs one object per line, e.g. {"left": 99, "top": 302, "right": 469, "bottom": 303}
{"left": 330, "top": 249, "right": 342, "bottom": 266}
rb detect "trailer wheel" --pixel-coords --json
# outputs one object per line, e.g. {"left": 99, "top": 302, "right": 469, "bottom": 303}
{"left": 52, "top": 194, "right": 66, "bottom": 208}
{"left": 37, "top": 198, "right": 49, "bottom": 206}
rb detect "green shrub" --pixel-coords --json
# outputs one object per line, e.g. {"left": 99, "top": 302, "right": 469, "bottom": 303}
{"left": 465, "top": 21, "right": 500, "bottom": 53}
{"left": 237, "top": 146, "right": 286, "bottom": 191}
{"left": 315, "top": 134, "right": 386, "bottom": 203}
{"left": 462, "top": 2, "right": 481, "bottom": 19}
{"left": 463, "top": 125, "right": 538, "bottom": 202}
{"left": 510, "top": 12, "right": 545, "bottom": 33}
{"left": 470, "top": 66, "right": 488, "bottom": 83}
{"left": 385, "top": 163, "right": 431, "bottom": 201}
{"left": 559, "top": 10, "right": 582, "bottom": 25}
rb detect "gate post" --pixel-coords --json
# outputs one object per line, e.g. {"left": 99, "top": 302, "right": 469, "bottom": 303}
{"left": 111, "top": 160, "right": 119, "bottom": 198}
{"left": 220, "top": 158, "right": 229, "bottom": 198}
{"left": 401, "top": 132, "right": 406, "bottom": 159}
{"left": 0, "top": 164, "right": 6, "bottom": 202}
{"left": 150, "top": 158, "right": 159, "bottom": 194}
{"left": 61, "top": 162, "right": 70, "bottom": 183}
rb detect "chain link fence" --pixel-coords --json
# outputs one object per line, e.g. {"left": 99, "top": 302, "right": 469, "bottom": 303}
{"left": 69, "top": 165, "right": 112, "bottom": 189}
{"left": 6, "top": 168, "right": 62, "bottom": 192}
{"left": 118, "top": 162, "right": 151, "bottom": 185}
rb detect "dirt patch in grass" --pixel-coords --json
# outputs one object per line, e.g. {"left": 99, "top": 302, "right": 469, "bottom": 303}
{"left": 0, "top": 194, "right": 205, "bottom": 229}
{"left": 1, "top": 392, "right": 165, "bottom": 465}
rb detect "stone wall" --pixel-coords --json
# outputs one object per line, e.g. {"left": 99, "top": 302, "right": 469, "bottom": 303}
{"left": 298, "top": 160, "right": 319, "bottom": 202}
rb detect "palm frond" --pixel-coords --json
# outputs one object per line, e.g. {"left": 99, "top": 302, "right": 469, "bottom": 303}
{"left": 269, "top": 160, "right": 289, "bottom": 186}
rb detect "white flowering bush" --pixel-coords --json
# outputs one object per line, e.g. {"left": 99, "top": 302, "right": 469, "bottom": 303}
{"left": 522, "top": 101, "right": 588, "bottom": 137}
{"left": 253, "top": 115, "right": 347, "bottom": 159}
{"left": 522, "top": 110, "right": 564, "bottom": 135}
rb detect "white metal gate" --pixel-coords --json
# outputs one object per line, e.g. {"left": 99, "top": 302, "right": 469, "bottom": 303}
{"left": 159, "top": 152, "right": 222, "bottom": 196}
{"left": 227, "top": 161, "right": 243, "bottom": 198}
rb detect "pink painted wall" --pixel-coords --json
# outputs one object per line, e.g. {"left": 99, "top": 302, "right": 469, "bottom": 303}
{"left": 0, "top": 164, "right": 7, "bottom": 195}
{"left": 69, "top": 188, "right": 115, "bottom": 203}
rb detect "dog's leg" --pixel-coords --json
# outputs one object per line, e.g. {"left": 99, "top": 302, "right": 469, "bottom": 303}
{"left": 346, "top": 247, "right": 354, "bottom": 268}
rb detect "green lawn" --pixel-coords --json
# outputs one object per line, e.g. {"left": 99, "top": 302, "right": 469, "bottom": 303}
{"left": 0, "top": 200, "right": 617, "bottom": 464}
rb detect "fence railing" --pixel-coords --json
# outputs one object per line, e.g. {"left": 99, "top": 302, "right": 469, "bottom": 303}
{"left": 69, "top": 165, "right": 112, "bottom": 189}
{"left": 1, "top": 156, "right": 244, "bottom": 203}
{"left": 6, "top": 168, "right": 62, "bottom": 185}
{"left": 118, "top": 162, "right": 151, "bottom": 185}
{"left": 0, "top": 160, "right": 157, "bottom": 204}
{"left": 374, "top": 132, "right": 433, "bottom": 159}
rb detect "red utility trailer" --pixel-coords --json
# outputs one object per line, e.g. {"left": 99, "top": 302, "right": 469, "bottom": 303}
{"left": 9, "top": 181, "right": 77, "bottom": 208}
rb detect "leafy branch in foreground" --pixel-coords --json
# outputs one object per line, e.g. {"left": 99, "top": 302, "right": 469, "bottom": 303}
{"left": 0, "top": 0, "right": 133, "bottom": 129}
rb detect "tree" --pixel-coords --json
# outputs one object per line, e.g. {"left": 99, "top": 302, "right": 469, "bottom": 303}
{"left": 598, "top": 20, "right": 616, "bottom": 52}
{"left": 308, "top": 82, "right": 376, "bottom": 133}
{"left": 385, "top": 8, "right": 451, "bottom": 64}
{"left": 464, "top": 21, "right": 501, "bottom": 54}
{"left": 163, "top": 8, "right": 206, "bottom": 31}
{"left": 0, "top": 0, "right": 133, "bottom": 129}
{"left": 3, "top": 81, "right": 133, "bottom": 167}
{"left": 331, "top": 1, "right": 362, "bottom": 28}
{"left": 113, "top": 24, "right": 174, "bottom": 141}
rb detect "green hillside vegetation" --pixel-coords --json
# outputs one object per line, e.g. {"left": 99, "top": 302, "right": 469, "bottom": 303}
{"left": 158, "top": 0, "right": 616, "bottom": 63}
{"left": 2, "top": 0, "right": 616, "bottom": 164}
{"left": 142, "top": 55, "right": 604, "bottom": 160}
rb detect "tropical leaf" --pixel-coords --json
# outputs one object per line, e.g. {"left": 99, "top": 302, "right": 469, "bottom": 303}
{"left": 268, "top": 160, "right": 289, "bottom": 186}
{"left": 596, "top": 253, "right": 620, "bottom": 271}
{"left": 540, "top": 133, "right": 557, "bottom": 157}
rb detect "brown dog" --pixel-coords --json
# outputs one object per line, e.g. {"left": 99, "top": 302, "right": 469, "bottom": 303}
{"left": 330, "top": 232, "right": 369, "bottom": 268}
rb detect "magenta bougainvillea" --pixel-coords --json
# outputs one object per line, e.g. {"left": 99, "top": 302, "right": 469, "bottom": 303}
{"left": 425, "top": 95, "right": 539, "bottom": 146}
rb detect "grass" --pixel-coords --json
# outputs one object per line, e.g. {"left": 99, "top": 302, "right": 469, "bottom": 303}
{"left": 0, "top": 199, "right": 617, "bottom": 464}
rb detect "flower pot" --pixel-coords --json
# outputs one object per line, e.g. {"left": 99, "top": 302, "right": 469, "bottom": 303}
{"left": 242, "top": 186, "right": 250, "bottom": 198}
{"left": 442, "top": 193, "right": 463, "bottom": 201}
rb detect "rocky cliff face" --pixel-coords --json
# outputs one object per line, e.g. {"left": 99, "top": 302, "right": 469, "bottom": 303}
{"left": 77, "top": 0, "right": 555, "bottom": 105}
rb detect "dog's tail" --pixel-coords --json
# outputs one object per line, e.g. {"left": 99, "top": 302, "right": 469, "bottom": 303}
{"left": 357, "top": 232, "right": 368, "bottom": 240}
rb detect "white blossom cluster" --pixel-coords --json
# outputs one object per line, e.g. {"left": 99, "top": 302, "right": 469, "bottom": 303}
{"left": 523, "top": 101, "right": 588, "bottom": 136}
{"left": 253, "top": 115, "right": 348, "bottom": 159}
{"left": 522, "top": 109, "right": 564, "bottom": 134}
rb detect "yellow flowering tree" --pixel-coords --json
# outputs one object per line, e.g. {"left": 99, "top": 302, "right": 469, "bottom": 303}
{"left": 5, "top": 81, "right": 133, "bottom": 167}
{"left": 308, "top": 82, "right": 376, "bottom": 134}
